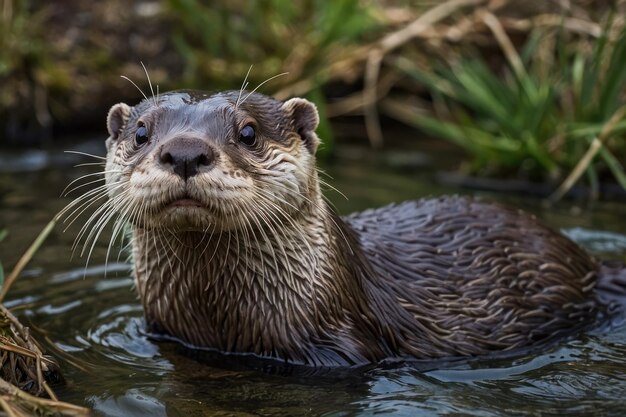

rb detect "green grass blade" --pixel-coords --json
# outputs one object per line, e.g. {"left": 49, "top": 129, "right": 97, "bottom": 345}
{"left": 598, "top": 25, "right": 626, "bottom": 117}
{"left": 568, "top": 120, "right": 626, "bottom": 138}
{"left": 586, "top": 164, "right": 600, "bottom": 199}
{"left": 0, "top": 218, "right": 56, "bottom": 303}
{"left": 599, "top": 146, "right": 626, "bottom": 191}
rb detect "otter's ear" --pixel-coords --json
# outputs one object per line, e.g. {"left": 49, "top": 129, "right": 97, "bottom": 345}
{"left": 107, "top": 103, "right": 131, "bottom": 140}
{"left": 282, "top": 98, "right": 320, "bottom": 154}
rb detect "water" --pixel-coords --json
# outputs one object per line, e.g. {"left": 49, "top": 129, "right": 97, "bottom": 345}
{"left": 1, "top": 140, "right": 626, "bottom": 416}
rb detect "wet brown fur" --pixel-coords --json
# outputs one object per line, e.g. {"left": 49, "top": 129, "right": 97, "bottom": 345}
{"left": 96, "top": 90, "right": 619, "bottom": 367}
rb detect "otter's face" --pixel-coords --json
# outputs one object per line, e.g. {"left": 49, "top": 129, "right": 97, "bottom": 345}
{"left": 104, "top": 91, "right": 320, "bottom": 231}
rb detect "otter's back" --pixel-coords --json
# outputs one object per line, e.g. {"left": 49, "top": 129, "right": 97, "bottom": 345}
{"left": 344, "top": 196, "right": 600, "bottom": 357}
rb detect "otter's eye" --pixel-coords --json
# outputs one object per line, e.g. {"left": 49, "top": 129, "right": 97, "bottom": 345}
{"left": 135, "top": 125, "right": 149, "bottom": 146}
{"left": 239, "top": 125, "right": 256, "bottom": 147}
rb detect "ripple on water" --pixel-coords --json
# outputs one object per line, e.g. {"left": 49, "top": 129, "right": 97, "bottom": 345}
{"left": 563, "top": 227, "right": 626, "bottom": 256}
{"left": 351, "top": 333, "right": 626, "bottom": 415}
{"left": 91, "top": 388, "right": 168, "bottom": 417}
{"left": 4, "top": 146, "right": 626, "bottom": 416}
{"left": 6, "top": 233, "right": 626, "bottom": 417}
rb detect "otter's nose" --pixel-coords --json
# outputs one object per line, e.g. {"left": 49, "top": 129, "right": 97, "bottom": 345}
{"left": 159, "top": 138, "right": 215, "bottom": 180}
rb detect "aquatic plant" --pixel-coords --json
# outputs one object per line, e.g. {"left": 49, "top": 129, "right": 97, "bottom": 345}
{"left": 390, "top": 15, "right": 626, "bottom": 197}
{"left": 2, "top": 0, "right": 626, "bottom": 196}
{"left": 166, "top": 0, "right": 384, "bottom": 151}
{"left": 0, "top": 220, "right": 89, "bottom": 416}
{"left": 166, "top": 0, "right": 380, "bottom": 86}
{"left": 0, "top": 0, "right": 60, "bottom": 138}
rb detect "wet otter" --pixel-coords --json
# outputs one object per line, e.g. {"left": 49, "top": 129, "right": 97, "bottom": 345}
{"left": 95, "top": 89, "right": 622, "bottom": 366}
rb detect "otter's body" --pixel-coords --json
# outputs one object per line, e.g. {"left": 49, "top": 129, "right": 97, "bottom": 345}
{"left": 85, "top": 89, "right": 620, "bottom": 366}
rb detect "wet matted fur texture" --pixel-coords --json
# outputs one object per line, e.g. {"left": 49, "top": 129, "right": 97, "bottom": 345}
{"left": 64, "top": 89, "right": 625, "bottom": 367}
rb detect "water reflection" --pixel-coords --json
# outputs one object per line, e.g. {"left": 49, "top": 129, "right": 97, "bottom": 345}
{"left": 17, "top": 232, "right": 626, "bottom": 416}
{"left": 563, "top": 228, "right": 626, "bottom": 256}
{"left": 92, "top": 389, "right": 168, "bottom": 417}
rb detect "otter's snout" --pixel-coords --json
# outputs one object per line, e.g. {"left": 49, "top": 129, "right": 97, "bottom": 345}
{"left": 159, "top": 138, "right": 216, "bottom": 180}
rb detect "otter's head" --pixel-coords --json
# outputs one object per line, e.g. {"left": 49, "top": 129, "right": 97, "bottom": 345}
{"left": 104, "top": 91, "right": 320, "bottom": 231}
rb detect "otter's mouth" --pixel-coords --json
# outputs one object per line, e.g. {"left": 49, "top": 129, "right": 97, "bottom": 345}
{"left": 168, "top": 198, "right": 203, "bottom": 208}
{"left": 165, "top": 194, "right": 206, "bottom": 209}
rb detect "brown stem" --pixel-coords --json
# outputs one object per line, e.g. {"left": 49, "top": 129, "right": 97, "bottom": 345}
{"left": 0, "top": 218, "right": 57, "bottom": 303}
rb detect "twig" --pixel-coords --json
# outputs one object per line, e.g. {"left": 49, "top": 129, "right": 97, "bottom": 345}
{"left": 0, "top": 341, "right": 42, "bottom": 361}
{"left": 500, "top": 14, "right": 603, "bottom": 38}
{"left": 0, "top": 218, "right": 57, "bottom": 303}
{"left": 0, "top": 397, "right": 20, "bottom": 417}
{"left": 379, "top": 97, "right": 430, "bottom": 125}
{"left": 364, "top": 50, "right": 384, "bottom": 147}
{"left": 363, "top": 0, "right": 489, "bottom": 147}
{"left": 379, "top": 0, "right": 489, "bottom": 52}
{"left": 0, "top": 302, "right": 89, "bottom": 414}
{"left": 2, "top": 0, "right": 13, "bottom": 29}
{"left": 326, "top": 72, "right": 400, "bottom": 117}
{"left": 0, "top": 377, "right": 89, "bottom": 416}
{"left": 42, "top": 379, "right": 58, "bottom": 402}
{"left": 39, "top": 334, "right": 93, "bottom": 374}
{"left": 549, "top": 105, "right": 626, "bottom": 202}
{"left": 481, "top": 10, "right": 527, "bottom": 81}
{"left": 0, "top": 308, "right": 51, "bottom": 371}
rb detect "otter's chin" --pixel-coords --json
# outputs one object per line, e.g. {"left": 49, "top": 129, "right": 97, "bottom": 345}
{"left": 157, "top": 204, "right": 214, "bottom": 230}
{"left": 123, "top": 199, "right": 213, "bottom": 231}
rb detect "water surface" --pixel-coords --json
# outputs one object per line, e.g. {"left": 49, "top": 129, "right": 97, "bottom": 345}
{"left": 1, "top": 140, "right": 625, "bottom": 416}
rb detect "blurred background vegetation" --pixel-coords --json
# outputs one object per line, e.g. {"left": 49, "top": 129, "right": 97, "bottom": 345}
{"left": 1, "top": 0, "right": 625, "bottom": 198}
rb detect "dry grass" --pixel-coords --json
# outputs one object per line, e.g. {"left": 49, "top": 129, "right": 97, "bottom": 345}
{"left": 0, "top": 304, "right": 89, "bottom": 417}
{"left": 0, "top": 218, "right": 89, "bottom": 417}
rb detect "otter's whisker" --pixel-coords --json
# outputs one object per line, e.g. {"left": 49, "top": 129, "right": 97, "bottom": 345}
{"left": 73, "top": 162, "right": 107, "bottom": 168}
{"left": 140, "top": 61, "right": 158, "bottom": 107}
{"left": 59, "top": 180, "right": 114, "bottom": 211}
{"left": 104, "top": 214, "right": 127, "bottom": 276}
{"left": 240, "top": 72, "right": 289, "bottom": 105}
{"left": 256, "top": 176, "right": 354, "bottom": 255}
{"left": 73, "top": 189, "right": 128, "bottom": 253}
{"left": 79, "top": 203, "right": 118, "bottom": 268}
{"left": 318, "top": 177, "right": 349, "bottom": 201}
{"left": 121, "top": 75, "right": 149, "bottom": 102}
{"left": 64, "top": 150, "right": 106, "bottom": 160}
{"left": 230, "top": 203, "right": 252, "bottom": 273}
{"left": 58, "top": 188, "right": 105, "bottom": 222}
{"left": 59, "top": 188, "right": 112, "bottom": 231}
{"left": 60, "top": 182, "right": 125, "bottom": 230}
{"left": 235, "top": 208, "right": 267, "bottom": 301}
{"left": 105, "top": 192, "right": 144, "bottom": 268}
{"left": 205, "top": 228, "right": 225, "bottom": 274}
{"left": 152, "top": 230, "right": 173, "bottom": 281}
{"left": 160, "top": 228, "right": 185, "bottom": 265}
{"left": 113, "top": 221, "right": 130, "bottom": 252}
{"left": 79, "top": 196, "right": 123, "bottom": 255}
{"left": 236, "top": 65, "right": 253, "bottom": 110}
{"left": 160, "top": 229, "right": 178, "bottom": 277}
{"left": 62, "top": 171, "right": 120, "bottom": 197}
{"left": 115, "top": 220, "right": 133, "bottom": 264}
{"left": 244, "top": 206, "right": 281, "bottom": 289}
{"left": 197, "top": 222, "right": 217, "bottom": 261}
{"left": 221, "top": 229, "right": 233, "bottom": 282}
{"left": 107, "top": 192, "right": 146, "bottom": 273}
{"left": 250, "top": 194, "right": 297, "bottom": 289}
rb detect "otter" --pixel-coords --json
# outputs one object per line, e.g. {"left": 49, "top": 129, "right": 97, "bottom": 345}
{"left": 93, "top": 89, "right": 623, "bottom": 367}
